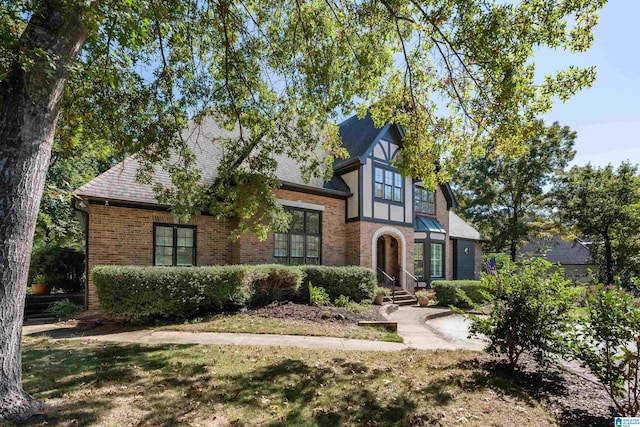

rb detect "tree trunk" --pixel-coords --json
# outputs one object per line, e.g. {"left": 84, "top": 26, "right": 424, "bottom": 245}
{"left": 604, "top": 234, "right": 614, "bottom": 285}
{"left": 0, "top": 1, "right": 87, "bottom": 421}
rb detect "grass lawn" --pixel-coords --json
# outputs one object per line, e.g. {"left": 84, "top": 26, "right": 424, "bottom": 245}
{"left": 19, "top": 337, "right": 558, "bottom": 426}
{"left": 160, "top": 313, "right": 403, "bottom": 342}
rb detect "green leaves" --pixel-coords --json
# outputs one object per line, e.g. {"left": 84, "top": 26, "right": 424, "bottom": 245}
{"left": 468, "top": 257, "right": 579, "bottom": 368}
{"left": 4, "top": 0, "right": 608, "bottom": 238}
{"left": 553, "top": 162, "right": 640, "bottom": 283}
{"left": 453, "top": 121, "right": 576, "bottom": 258}
{"left": 571, "top": 285, "right": 640, "bottom": 416}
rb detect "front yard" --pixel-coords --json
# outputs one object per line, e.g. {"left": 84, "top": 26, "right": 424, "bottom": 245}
{"left": 20, "top": 337, "right": 560, "bottom": 426}
{"left": 159, "top": 303, "right": 402, "bottom": 342}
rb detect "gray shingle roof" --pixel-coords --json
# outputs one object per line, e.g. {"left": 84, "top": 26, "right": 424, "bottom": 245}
{"left": 335, "top": 112, "right": 394, "bottom": 170}
{"left": 517, "top": 236, "right": 593, "bottom": 265}
{"left": 74, "top": 117, "right": 350, "bottom": 204}
{"left": 449, "top": 211, "right": 486, "bottom": 241}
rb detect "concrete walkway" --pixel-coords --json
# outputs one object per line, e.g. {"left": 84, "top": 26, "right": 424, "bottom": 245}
{"left": 23, "top": 307, "right": 485, "bottom": 353}
{"left": 384, "top": 306, "right": 486, "bottom": 351}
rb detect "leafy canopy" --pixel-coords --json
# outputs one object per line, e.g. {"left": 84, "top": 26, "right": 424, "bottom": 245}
{"left": 454, "top": 121, "right": 576, "bottom": 259}
{"left": 2, "top": 0, "right": 607, "bottom": 236}
{"left": 553, "top": 162, "right": 640, "bottom": 283}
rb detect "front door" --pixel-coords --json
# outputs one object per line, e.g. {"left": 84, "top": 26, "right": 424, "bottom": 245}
{"left": 376, "top": 236, "right": 386, "bottom": 284}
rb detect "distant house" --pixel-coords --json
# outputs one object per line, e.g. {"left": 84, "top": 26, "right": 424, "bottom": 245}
{"left": 74, "top": 114, "right": 485, "bottom": 309}
{"left": 517, "top": 236, "right": 594, "bottom": 283}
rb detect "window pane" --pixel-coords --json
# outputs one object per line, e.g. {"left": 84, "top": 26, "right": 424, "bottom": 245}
{"left": 291, "top": 210, "right": 305, "bottom": 232}
{"left": 414, "top": 242, "right": 424, "bottom": 277}
{"left": 155, "top": 246, "right": 173, "bottom": 266}
{"left": 385, "top": 170, "right": 393, "bottom": 185}
{"left": 291, "top": 235, "right": 304, "bottom": 257}
{"left": 375, "top": 168, "right": 383, "bottom": 183}
{"left": 306, "top": 236, "right": 319, "bottom": 258}
{"left": 289, "top": 257, "right": 304, "bottom": 265}
{"left": 384, "top": 185, "right": 392, "bottom": 200}
{"left": 274, "top": 233, "right": 288, "bottom": 257}
{"left": 307, "top": 212, "right": 320, "bottom": 234}
{"left": 177, "top": 228, "right": 194, "bottom": 248}
{"left": 430, "top": 243, "right": 443, "bottom": 278}
{"left": 393, "top": 187, "right": 402, "bottom": 202}
{"left": 394, "top": 173, "right": 402, "bottom": 188}
{"left": 176, "top": 247, "right": 194, "bottom": 266}
{"left": 375, "top": 182, "right": 383, "bottom": 198}
{"left": 155, "top": 226, "right": 173, "bottom": 247}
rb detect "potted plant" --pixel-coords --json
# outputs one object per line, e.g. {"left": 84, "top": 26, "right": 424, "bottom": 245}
{"left": 415, "top": 290, "right": 431, "bottom": 307}
{"left": 32, "top": 274, "right": 52, "bottom": 295}
{"left": 374, "top": 287, "right": 390, "bottom": 305}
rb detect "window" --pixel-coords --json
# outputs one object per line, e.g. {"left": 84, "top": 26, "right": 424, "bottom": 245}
{"left": 154, "top": 224, "right": 196, "bottom": 266}
{"left": 430, "top": 242, "right": 444, "bottom": 279}
{"left": 375, "top": 167, "right": 403, "bottom": 202}
{"left": 415, "top": 187, "right": 435, "bottom": 215}
{"left": 274, "top": 208, "right": 321, "bottom": 265}
{"left": 414, "top": 242, "right": 424, "bottom": 278}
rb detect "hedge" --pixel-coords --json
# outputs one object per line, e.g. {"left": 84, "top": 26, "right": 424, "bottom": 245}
{"left": 432, "top": 280, "right": 484, "bottom": 308}
{"left": 93, "top": 265, "right": 303, "bottom": 320}
{"left": 300, "top": 266, "right": 377, "bottom": 303}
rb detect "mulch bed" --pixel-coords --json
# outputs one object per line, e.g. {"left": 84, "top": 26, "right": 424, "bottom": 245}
{"left": 482, "top": 353, "right": 615, "bottom": 427}
{"left": 248, "top": 302, "right": 387, "bottom": 323}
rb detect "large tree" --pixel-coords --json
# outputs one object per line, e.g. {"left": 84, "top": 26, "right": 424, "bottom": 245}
{"left": 0, "top": 0, "right": 606, "bottom": 421}
{"left": 453, "top": 121, "right": 576, "bottom": 260}
{"left": 553, "top": 162, "right": 640, "bottom": 284}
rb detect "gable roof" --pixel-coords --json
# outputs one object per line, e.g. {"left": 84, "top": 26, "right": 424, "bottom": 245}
{"left": 517, "top": 236, "right": 593, "bottom": 265}
{"left": 74, "top": 117, "right": 350, "bottom": 205}
{"left": 449, "top": 211, "right": 486, "bottom": 241}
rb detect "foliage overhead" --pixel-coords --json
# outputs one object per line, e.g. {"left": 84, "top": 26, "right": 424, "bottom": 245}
{"left": 453, "top": 121, "right": 576, "bottom": 260}
{"left": 553, "top": 162, "right": 640, "bottom": 284}
{"left": 1, "top": 0, "right": 607, "bottom": 236}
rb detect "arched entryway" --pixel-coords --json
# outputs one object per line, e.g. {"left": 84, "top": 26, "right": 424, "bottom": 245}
{"left": 376, "top": 235, "right": 399, "bottom": 286}
{"left": 371, "top": 226, "right": 407, "bottom": 289}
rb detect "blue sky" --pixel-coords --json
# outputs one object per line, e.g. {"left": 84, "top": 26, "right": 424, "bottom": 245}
{"left": 539, "top": 0, "right": 640, "bottom": 168}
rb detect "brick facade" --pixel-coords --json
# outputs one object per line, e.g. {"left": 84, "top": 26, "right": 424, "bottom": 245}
{"left": 85, "top": 186, "right": 476, "bottom": 309}
{"left": 86, "top": 204, "right": 233, "bottom": 309}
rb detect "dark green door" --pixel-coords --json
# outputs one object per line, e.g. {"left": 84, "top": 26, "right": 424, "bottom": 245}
{"left": 454, "top": 239, "right": 475, "bottom": 280}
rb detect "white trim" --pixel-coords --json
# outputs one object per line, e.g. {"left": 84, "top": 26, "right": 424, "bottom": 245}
{"left": 371, "top": 226, "right": 407, "bottom": 289}
{"left": 277, "top": 199, "right": 325, "bottom": 211}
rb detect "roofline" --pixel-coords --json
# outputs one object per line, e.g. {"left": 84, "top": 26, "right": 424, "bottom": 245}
{"left": 280, "top": 181, "right": 351, "bottom": 199}
{"left": 334, "top": 156, "right": 363, "bottom": 173}
{"left": 441, "top": 183, "right": 458, "bottom": 209}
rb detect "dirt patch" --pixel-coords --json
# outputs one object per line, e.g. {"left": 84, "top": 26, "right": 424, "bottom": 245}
{"left": 482, "top": 354, "right": 615, "bottom": 427}
{"left": 250, "top": 302, "right": 386, "bottom": 323}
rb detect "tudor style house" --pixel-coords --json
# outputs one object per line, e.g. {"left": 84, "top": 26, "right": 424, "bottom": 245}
{"left": 74, "top": 114, "right": 485, "bottom": 309}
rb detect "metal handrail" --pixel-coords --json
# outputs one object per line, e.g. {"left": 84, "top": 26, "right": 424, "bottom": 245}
{"left": 402, "top": 268, "right": 418, "bottom": 282}
{"left": 376, "top": 267, "right": 396, "bottom": 303}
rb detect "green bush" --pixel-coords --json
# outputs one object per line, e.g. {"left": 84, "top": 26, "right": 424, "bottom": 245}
{"left": 46, "top": 299, "right": 83, "bottom": 316}
{"left": 333, "top": 294, "right": 351, "bottom": 307}
{"left": 93, "top": 266, "right": 252, "bottom": 319}
{"left": 30, "top": 245, "right": 85, "bottom": 293}
{"left": 249, "top": 265, "right": 303, "bottom": 306}
{"left": 571, "top": 285, "right": 640, "bottom": 416}
{"left": 467, "top": 257, "right": 578, "bottom": 368}
{"left": 432, "top": 280, "right": 483, "bottom": 307}
{"left": 300, "top": 266, "right": 376, "bottom": 303}
{"left": 309, "top": 283, "right": 330, "bottom": 306}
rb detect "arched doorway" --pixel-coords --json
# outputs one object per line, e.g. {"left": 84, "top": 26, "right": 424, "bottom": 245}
{"left": 376, "top": 235, "right": 400, "bottom": 286}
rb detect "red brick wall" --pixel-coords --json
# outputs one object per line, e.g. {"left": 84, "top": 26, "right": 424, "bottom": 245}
{"left": 231, "top": 189, "right": 348, "bottom": 266}
{"left": 86, "top": 204, "right": 232, "bottom": 309}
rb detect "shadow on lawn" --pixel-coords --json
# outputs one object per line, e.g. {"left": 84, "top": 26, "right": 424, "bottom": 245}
{"left": 19, "top": 343, "right": 585, "bottom": 426}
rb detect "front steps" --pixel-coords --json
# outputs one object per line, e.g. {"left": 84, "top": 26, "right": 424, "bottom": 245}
{"left": 382, "top": 288, "right": 418, "bottom": 306}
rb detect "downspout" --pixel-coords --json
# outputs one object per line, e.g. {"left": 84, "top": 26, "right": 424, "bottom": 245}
{"left": 72, "top": 197, "right": 89, "bottom": 310}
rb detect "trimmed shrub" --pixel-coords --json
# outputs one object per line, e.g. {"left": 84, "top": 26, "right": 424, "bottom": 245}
{"left": 249, "top": 265, "right": 304, "bottom": 306}
{"left": 93, "top": 265, "right": 303, "bottom": 320}
{"left": 432, "top": 280, "right": 483, "bottom": 307}
{"left": 30, "top": 245, "right": 85, "bottom": 293}
{"left": 300, "top": 266, "right": 377, "bottom": 303}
